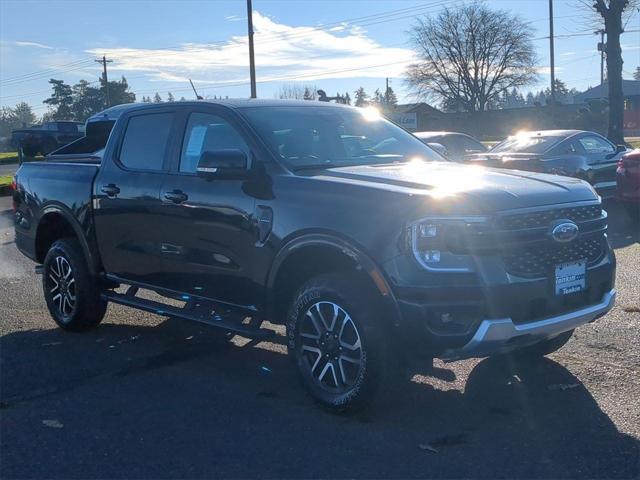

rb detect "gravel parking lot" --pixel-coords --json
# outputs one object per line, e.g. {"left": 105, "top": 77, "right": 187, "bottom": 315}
{"left": 0, "top": 195, "right": 638, "bottom": 479}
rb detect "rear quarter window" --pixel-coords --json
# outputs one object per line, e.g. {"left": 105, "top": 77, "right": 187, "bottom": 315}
{"left": 119, "top": 113, "right": 174, "bottom": 171}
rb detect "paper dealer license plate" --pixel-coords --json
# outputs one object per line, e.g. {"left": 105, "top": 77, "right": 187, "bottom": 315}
{"left": 555, "top": 260, "right": 586, "bottom": 295}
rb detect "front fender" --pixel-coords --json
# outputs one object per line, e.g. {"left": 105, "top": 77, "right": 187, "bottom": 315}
{"left": 266, "top": 232, "right": 402, "bottom": 327}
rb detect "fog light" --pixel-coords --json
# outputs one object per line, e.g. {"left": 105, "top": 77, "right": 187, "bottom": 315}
{"left": 423, "top": 250, "right": 441, "bottom": 263}
{"left": 428, "top": 310, "right": 480, "bottom": 335}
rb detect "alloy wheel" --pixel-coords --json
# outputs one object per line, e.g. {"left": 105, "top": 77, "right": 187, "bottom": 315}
{"left": 298, "top": 301, "right": 364, "bottom": 393}
{"left": 48, "top": 255, "right": 76, "bottom": 319}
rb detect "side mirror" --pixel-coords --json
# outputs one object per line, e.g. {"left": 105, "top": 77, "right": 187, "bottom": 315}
{"left": 616, "top": 144, "right": 627, "bottom": 153}
{"left": 196, "top": 149, "right": 248, "bottom": 178}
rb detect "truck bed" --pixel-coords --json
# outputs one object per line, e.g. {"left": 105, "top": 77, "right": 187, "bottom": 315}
{"left": 14, "top": 160, "right": 100, "bottom": 263}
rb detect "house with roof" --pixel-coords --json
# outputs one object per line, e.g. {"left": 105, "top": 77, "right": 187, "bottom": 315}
{"left": 572, "top": 80, "right": 640, "bottom": 136}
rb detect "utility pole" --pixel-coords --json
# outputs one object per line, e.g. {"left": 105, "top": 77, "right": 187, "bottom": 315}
{"left": 548, "top": 0, "right": 556, "bottom": 105}
{"left": 95, "top": 55, "right": 113, "bottom": 108}
{"left": 596, "top": 29, "right": 606, "bottom": 85}
{"left": 385, "top": 77, "right": 389, "bottom": 105}
{"left": 247, "top": 0, "right": 257, "bottom": 98}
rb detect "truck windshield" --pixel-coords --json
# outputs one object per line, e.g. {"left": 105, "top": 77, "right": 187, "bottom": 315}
{"left": 240, "top": 106, "right": 441, "bottom": 169}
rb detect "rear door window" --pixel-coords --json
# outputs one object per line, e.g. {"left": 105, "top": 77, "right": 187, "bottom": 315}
{"left": 119, "top": 113, "right": 174, "bottom": 171}
{"left": 578, "top": 135, "right": 615, "bottom": 154}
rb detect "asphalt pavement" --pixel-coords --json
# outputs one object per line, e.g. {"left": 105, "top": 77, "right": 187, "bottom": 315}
{"left": 1, "top": 195, "right": 638, "bottom": 479}
{"left": 0, "top": 163, "right": 18, "bottom": 176}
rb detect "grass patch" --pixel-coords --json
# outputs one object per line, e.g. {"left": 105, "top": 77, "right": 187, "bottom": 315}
{"left": 0, "top": 152, "right": 19, "bottom": 164}
{"left": 626, "top": 138, "right": 640, "bottom": 149}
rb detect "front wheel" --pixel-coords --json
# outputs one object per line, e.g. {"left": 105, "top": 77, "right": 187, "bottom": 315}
{"left": 42, "top": 238, "right": 107, "bottom": 331}
{"left": 287, "top": 273, "right": 387, "bottom": 412}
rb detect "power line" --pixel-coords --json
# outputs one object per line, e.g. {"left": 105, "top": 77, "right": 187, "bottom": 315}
{"left": 0, "top": 60, "right": 96, "bottom": 87}
{"left": 0, "top": 57, "right": 95, "bottom": 84}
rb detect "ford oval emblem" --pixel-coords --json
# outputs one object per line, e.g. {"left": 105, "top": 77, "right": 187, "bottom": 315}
{"left": 551, "top": 222, "right": 579, "bottom": 243}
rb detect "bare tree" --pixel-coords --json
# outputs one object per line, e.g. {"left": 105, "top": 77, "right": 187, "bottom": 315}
{"left": 581, "top": 0, "right": 639, "bottom": 144}
{"left": 406, "top": 2, "right": 538, "bottom": 112}
{"left": 276, "top": 84, "right": 318, "bottom": 100}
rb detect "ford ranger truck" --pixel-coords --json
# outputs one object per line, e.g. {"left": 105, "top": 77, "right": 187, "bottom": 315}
{"left": 12, "top": 100, "right": 616, "bottom": 411}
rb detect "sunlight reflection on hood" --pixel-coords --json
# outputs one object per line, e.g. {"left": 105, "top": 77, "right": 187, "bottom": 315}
{"left": 404, "top": 159, "right": 488, "bottom": 198}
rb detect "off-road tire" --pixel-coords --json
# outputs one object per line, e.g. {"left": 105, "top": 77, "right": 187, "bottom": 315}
{"left": 286, "top": 272, "right": 387, "bottom": 412}
{"left": 42, "top": 238, "right": 107, "bottom": 331}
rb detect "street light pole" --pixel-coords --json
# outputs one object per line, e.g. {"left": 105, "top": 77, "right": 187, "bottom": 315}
{"left": 247, "top": 0, "right": 257, "bottom": 98}
{"left": 549, "top": 0, "right": 556, "bottom": 104}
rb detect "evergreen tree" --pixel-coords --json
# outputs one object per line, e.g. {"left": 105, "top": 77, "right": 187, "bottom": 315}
{"left": 71, "top": 80, "right": 103, "bottom": 120}
{"left": 634, "top": 66, "right": 640, "bottom": 80}
{"left": 303, "top": 87, "right": 314, "bottom": 100}
{"left": 372, "top": 88, "right": 384, "bottom": 105}
{"left": 43, "top": 79, "right": 74, "bottom": 119}
{"left": 153, "top": 92, "right": 162, "bottom": 103}
{"left": 526, "top": 91, "right": 535, "bottom": 106}
{"left": 104, "top": 76, "right": 136, "bottom": 106}
{"left": 354, "top": 87, "right": 369, "bottom": 107}
{"left": 179, "top": 96, "right": 187, "bottom": 101}
{"left": 167, "top": 92, "right": 175, "bottom": 102}
{"left": 385, "top": 86, "right": 398, "bottom": 106}
{"left": 12, "top": 102, "right": 37, "bottom": 127}
{"left": 344, "top": 92, "right": 351, "bottom": 105}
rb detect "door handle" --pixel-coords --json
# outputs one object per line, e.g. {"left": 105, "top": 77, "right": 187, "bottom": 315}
{"left": 164, "top": 190, "right": 188, "bottom": 204}
{"left": 101, "top": 184, "right": 120, "bottom": 197}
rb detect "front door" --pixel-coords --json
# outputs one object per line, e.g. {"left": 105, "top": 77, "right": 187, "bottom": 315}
{"left": 156, "top": 108, "right": 264, "bottom": 309}
{"left": 93, "top": 109, "right": 178, "bottom": 286}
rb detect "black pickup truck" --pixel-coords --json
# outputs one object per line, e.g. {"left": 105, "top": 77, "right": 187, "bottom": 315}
{"left": 12, "top": 100, "right": 616, "bottom": 411}
{"left": 11, "top": 120, "right": 86, "bottom": 157}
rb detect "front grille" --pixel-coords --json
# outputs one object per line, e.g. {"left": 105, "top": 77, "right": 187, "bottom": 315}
{"left": 498, "top": 204, "right": 602, "bottom": 230}
{"left": 503, "top": 236, "right": 605, "bottom": 278}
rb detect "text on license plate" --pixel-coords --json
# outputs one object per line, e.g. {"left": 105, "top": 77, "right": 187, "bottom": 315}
{"left": 555, "top": 260, "right": 586, "bottom": 295}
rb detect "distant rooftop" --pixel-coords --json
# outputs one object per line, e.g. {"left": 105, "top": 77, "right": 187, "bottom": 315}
{"left": 573, "top": 80, "right": 640, "bottom": 103}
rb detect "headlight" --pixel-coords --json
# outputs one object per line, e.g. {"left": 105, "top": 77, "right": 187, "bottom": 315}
{"left": 409, "top": 217, "right": 488, "bottom": 272}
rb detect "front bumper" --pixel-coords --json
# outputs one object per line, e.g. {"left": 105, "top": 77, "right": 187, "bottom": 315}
{"left": 439, "top": 289, "right": 616, "bottom": 361}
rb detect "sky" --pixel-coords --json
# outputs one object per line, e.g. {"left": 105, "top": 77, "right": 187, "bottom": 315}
{"left": 0, "top": 0, "right": 639, "bottom": 116}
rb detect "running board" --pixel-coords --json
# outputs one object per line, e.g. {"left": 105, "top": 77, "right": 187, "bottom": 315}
{"left": 101, "top": 290, "right": 274, "bottom": 340}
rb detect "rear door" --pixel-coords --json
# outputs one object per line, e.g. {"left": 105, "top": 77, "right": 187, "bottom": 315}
{"left": 155, "top": 106, "right": 263, "bottom": 308}
{"left": 93, "top": 108, "right": 179, "bottom": 285}
{"left": 577, "top": 134, "right": 618, "bottom": 197}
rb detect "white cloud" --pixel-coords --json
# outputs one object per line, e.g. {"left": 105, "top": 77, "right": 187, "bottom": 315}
{"left": 536, "top": 66, "right": 564, "bottom": 75}
{"left": 559, "top": 51, "right": 576, "bottom": 57}
{"left": 85, "top": 11, "right": 415, "bottom": 92}
{"left": 4, "top": 40, "right": 54, "bottom": 50}
{"left": 225, "top": 14, "right": 246, "bottom": 22}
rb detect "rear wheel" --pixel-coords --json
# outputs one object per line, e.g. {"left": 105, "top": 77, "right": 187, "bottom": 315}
{"left": 287, "top": 273, "right": 387, "bottom": 412}
{"left": 43, "top": 238, "right": 107, "bottom": 331}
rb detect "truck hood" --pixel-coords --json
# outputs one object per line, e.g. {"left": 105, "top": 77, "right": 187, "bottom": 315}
{"left": 314, "top": 161, "right": 597, "bottom": 211}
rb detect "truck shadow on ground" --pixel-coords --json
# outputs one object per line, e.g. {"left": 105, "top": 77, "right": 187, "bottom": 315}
{"left": 1, "top": 318, "right": 637, "bottom": 479}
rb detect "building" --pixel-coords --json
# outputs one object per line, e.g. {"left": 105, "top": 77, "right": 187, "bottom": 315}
{"left": 572, "top": 80, "right": 640, "bottom": 137}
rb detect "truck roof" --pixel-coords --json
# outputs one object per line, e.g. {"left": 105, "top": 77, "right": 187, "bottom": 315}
{"left": 86, "top": 99, "right": 350, "bottom": 123}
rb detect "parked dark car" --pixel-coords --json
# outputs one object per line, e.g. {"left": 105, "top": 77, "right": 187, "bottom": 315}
{"left": 13, "top": 101, "right": 616, "bottom": 411}
{"left": 468, "top": 130, "right": 628, "bottom": 198}
{"left": 616, "top": 148, "right": 640, "bottom": 222}
{"left": 413, "top": 131, "right": 487, "bottom": 162}
{"left": 11, "top": 121, "right": 85, "bottom": 157}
